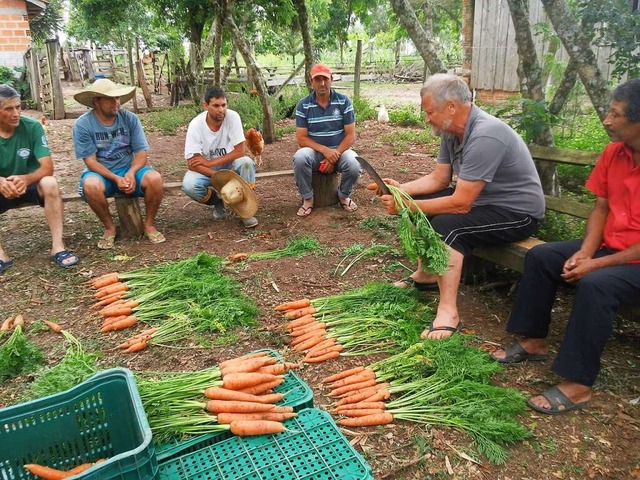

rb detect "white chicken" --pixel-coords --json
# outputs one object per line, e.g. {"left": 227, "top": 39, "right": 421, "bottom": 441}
{"left": 377, "top": 104, "right": 389, "bottom": 124}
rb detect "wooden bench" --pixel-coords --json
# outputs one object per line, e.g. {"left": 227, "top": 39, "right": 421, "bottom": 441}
{"left": 471, "top": 145, "right": 639, "bottom": 321}
{"left": 58, "top": 170, "right": 296, "bottom": 237}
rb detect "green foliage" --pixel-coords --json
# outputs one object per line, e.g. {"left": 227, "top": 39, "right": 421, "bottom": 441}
{"left": 537, "top": 210, "right": 586, "bottom": 242}
{"left": 554, "top": 111, "right": 609, "bottom": 152}
{"left": 246, "top": 236, "right": 323, "bottom": 261}
{"left": 352, "top": 96, "right": 377, "bottom": 121}
{"left": 0, "top": 326, "right": 45, "bottom": 382}
{"left": 495, "top": 98, "right": 558, "bottom": 143}
{"left": 388, "top": 106, "right": 424, "bottom": 127}
{"left": 141, "top": 105, "right": 201, "bottom": 135}
{"left": 29, "top": 0, "right": 64, "bottom": 44}
{"left": 0, "top": 67, "right": 29, "bottom": 99}
{"left": 358, "top": 215, "right": 398, "bottom": 232}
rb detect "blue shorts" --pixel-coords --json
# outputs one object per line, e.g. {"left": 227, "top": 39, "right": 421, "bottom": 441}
{"left": 79, "top": 166, "right": 154, "bottom": 199}
{"left": 0, "top": 184, "right": 44, "bottom": 214}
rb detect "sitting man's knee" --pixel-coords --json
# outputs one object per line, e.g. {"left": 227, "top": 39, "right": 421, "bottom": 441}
{"left": 143, "top": 170, "right": 163, "bottom": 188}
{"left": 82, "top": 177, "right": 105, "bottom": 196}
{"left": 38, "top": 176, "right": 60, "bottom": 194}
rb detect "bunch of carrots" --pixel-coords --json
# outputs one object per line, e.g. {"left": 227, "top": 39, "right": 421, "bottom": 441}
{"left": 137, "top": 351, "right": 301, "bottom": 442}
{"left": 23, "top": 459, "right": 105, "bottom": 479}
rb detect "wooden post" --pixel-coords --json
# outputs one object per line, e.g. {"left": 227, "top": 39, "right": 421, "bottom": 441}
{"left": 82, "top": 50, "right": 95, "bottom": 80}
{"left": 311, "top": 174, "right": 339, "bottom": 208}
{"left": 25, "top": 48, "right": 42, "bottom": 111}
{"left": 136, "top": 59, "right": 153, "bottom": 108}
{"left": 354, "top": 40, "right": 363, "bottom": 102}
{"left": 114, "top": 196, "right": 145, "bottom": 238}
{"left": 126, "top": 38, "right": 139, "bottom": 113}
{"left": 45, "top": 39, "right": 65, "bottom": 120}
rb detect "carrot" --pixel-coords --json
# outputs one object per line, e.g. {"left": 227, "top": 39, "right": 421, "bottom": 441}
{"left": 217, "top": 412, "right": 297, "bottom": 424}
{"left": 90, "top": 272, "right": 120, "bottom": 289}
{"left": 115, "top": 328, "right": 158, "bottom": 349}
{"left": 290, "top": 322, "right": 326, "bottom": 337}
{"left": 123, "top": 341, "right": 148, "bottom": 353}
{"left": 101, "top": 315, "right": 128, "bottom": 329}
{"left": 94, "top": 282, "right": 128, "bottom": 299}
{"left": 22, "top": 464, "right": 68, "bottom": 480}
{"left": 239, "top": 378, "right": 285, "bottom": 395}
{"left": 337, "top": 412, "right": 394, "bottom": 427}
{"left": 335, "top": 402, "right": 386, "bottom": 412}
{"left": 220, "top": 356, "right": 278, "bottom": 375}
{"left": 257, "top": 362, "right": 299, "bottom": 375}
{"left": 304, "top": 344, "right": 344, "bottom": 361}
{"left": 332, "top": 379, "right": 380, "bottom": 398}
{"left": 291, "top": 328, "right": 326, "bottom": 346}
{"left": 305, "top": 338, "right": 337, "bottom": 356}
{"left": 283, "top": 306, "right": 317, "bottom": 319}
{"left": 328, "top": 369, "right": 376, "bottom": 389}
{"left": 12, "top": 314, "right": 25, "bottom": 328}
{"left": 229, "top": 419, "right": 287, "bottom": 436}
{"left": 338, "top": 408, "right": 386, "bottom": 417}
{"left": 204, "top": 387, "right": 284, "bottom": 404}
{"left": 227, "top": 253, "right": 249, "bottom": 262}
{"left": 43, "top": 320, "right": 63, "bottom": 333}
{"left": 100, "top": 316, "right": 137, "bottom": 333}
{"left": 222, "top": 372, "right": 281, "bottom": 391}
{"left": 292, "top": 334, "right": 326, "bottom": 352}
{"left": 334, "top": 384, "right": 390, "bottom": 406}
{"left": 275, "top": 298, "right": 311, "bottom": 311}
{"left": 66, "top": 463, "right": 94, "bottom": 475}
{"left": 304, "top": 351, "right": 341, "bottom": 363}
{"left": 219, "top": 351, "right": 270, "bottom": 369}
{"left": 204, "top": 400, "right": 276, "bottom": 414}
{"left": 100, "top": 300, "right": 139, "bottom": 317}
{"left": 1, "top": 316, "right": 14, "bottom": 331}
{"left": 322, "top": 366, "right": 366, "bottom": 384}
{"left": 91, "top": 291, "right": 125, "bottom": 309}
{"left": 361, "top": 389, "right": 391, "bottom": 403}
{"left": 285, "top": 314, "right": 316, "bottom": 331}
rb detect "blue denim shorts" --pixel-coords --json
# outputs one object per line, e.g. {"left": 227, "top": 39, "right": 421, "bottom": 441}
{"left": 79, "top": 166, "right": 154, "bottom": 199}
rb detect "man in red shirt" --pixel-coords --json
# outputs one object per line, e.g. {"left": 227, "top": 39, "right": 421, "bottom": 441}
{"left": 491, "top": 78, "right": 640, "bottom": 414}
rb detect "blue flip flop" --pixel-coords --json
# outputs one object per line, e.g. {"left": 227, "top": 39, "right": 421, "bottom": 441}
{"left": 0, "top": 259, "right": 14, "bottom": 274}
{"left": 51, "top": 250, "right": 80, "bottom": 268}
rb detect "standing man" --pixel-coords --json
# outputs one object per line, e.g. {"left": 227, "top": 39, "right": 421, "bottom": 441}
{"left": 293, "top": 63, "right": 361, "bottom": 217}
{"left": 0, "top": 84, "right": 79, "bottom": 272}
{"left": 491, "top": 78, "right": 640, "bottom": 415}
{"left": 73, "top": 79, "right": 165, "bottom": 249}
{"left": 376, "top": 73, "right": 544, "bottom": 340}
{"left": 182, "top": 86, "right": 258, "bottom": 229}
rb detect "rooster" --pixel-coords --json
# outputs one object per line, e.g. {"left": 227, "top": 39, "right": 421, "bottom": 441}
{"left": 245, "top": 126, "right": 264, "bottom": 166}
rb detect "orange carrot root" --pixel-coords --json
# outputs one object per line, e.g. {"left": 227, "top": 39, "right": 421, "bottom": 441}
{"left": 337, "top": 412, "right": 394, "bottom": 427}
{"left": 322, "top": 366, "right": 366, "bottom": 384}
{"left": 229, "top": 419, "right": 287, "bottom": 436}
{"left": 43, "top": 320, "right": 63, "bottom": 333}
{"left": 275, "top": 298, "right": 311, "bottom": 311}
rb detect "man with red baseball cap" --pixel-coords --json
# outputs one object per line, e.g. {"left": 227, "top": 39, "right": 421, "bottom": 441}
{"left": 292, "top": 63, "right": 361, "bottom": 217}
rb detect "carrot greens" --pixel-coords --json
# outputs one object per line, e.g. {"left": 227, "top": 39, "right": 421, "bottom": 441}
{"left": 0, "top": 325, "right": 45, "bottom": 382}
{"left": 246, "top": 236, "right": 322, "bottom": 261}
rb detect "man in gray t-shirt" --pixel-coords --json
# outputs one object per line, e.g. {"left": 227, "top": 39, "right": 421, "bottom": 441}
{"left": 375, "top": 74, "right": 544, "bottom": 341}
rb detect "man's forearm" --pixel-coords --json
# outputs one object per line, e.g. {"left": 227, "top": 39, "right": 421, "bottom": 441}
{"left": 593, "top": 242, "right": 640, "bottom": 267}
{"left": 128, "top": 151, "right": 148, "bottom": 174}
{"left": 579, "top": 202, "right": 608, "bottom": 257}
{"left": 401, "top": 175, "right": 449, "bottom": 197}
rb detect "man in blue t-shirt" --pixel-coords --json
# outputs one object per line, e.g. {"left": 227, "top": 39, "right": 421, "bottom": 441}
{"left": 0, "top": 84, "right": 79, "bottom": 273}
{"left": 72, "top": 79, "right": 164, "bottom": 249}
{"left": 293, "top": 63, "right": 362, "bottom": 217}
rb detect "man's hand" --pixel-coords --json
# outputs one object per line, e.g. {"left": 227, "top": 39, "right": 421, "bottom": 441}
{"left": 323, "top": 148, "right": 341, "bottom": 164}
{"left": 380, "top": 194, "right": 398, "bottom": 215}
{"left": 116, "top": 175, "right": 133, "bottom": 194}
{"left": 365, "top": 178, "right": 400, "bottom": 196}
{"left": 0, "top": 177, "right": 21, "bottom": 199}
{"left": 319, "top": 160, "right": 335, "bottom": 174}
{"left": 561, "top": 250, "right": 598, "bottom": 283}
{"left": 187, "top": 154, "right": 210, "bottom": 170}
{"left": 6, "top": 175, "right": 27, "bottom": 195}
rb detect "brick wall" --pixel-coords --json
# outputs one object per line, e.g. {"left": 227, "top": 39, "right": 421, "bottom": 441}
{"left": 0, "top": 0, "right": 30, "bottom": 68}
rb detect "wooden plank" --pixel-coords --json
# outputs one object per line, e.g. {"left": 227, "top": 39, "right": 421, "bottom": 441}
{"left": 528, "top": 145, "right": 599, "bottom": 166}
{"left": 473, "top": 237, "right": 545, "bottom": 273}
{"left": 544, "top": 195, "right": 592, "bottom": 219}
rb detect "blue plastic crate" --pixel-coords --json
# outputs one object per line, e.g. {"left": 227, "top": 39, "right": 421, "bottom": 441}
{"left": 156, "top": 349, "right": 313, "bottom": 461}
{"left": 157, "top": 408, "right": 373, "bottom": 480}
{"left": 0, "top": 368, "right": 158, "bottom": 480}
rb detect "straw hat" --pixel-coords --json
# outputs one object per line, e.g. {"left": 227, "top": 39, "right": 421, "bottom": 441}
{"left": 74, "top": 79, "right": 136, "bottom": 107}
{"left": 210, "top": 170, "right": 258, "bottom": 219}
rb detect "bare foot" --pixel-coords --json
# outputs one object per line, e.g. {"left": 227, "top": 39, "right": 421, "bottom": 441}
{"left": 491, "top": 337, "right": 548, "bottom": 361}
{"left": 528, "top": 381, "right": 591, "bottom": 411}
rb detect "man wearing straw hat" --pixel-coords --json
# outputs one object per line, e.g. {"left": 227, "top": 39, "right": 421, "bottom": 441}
{"left": 182, "top": 86, "right": 259, "bottom": 229}
{"left": 72, "top": 79, "right": 165, "bottom": 249}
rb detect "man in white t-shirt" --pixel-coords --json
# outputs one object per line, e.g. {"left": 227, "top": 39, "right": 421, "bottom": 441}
{"left": 182, "top": 86, "right": 258, "bottom": 228}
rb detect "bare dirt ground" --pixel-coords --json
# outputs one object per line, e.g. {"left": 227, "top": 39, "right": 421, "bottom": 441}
{"left": 1, "top": 83, "right": 639, "bottom": 479}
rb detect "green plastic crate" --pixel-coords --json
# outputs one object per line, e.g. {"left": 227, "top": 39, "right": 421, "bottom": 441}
{"left": 157, "top": 408, "right": 373, "bottom": 480}
{"left": 0, "top": 368, "right": 158, "bottom": 480}
{"left": 156, "top": 348, "right": 313, "bottom": 461}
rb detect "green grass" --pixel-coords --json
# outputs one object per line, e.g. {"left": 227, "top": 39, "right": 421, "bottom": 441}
{"left": 388, "top": 105, "right": 424, "bottom": 127}
{"left": 380, "top": 129, "right": 438, "bottom": 155}
{"left": 554, "top": 111, "right": 609, "bottom": 152}
{"left": 141, "top": 105, "right": 201, "bottom": 135}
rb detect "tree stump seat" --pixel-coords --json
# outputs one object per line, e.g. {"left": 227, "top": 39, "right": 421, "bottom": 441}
{"left": 311, "top": 173, "right": 339, "bottom": 208}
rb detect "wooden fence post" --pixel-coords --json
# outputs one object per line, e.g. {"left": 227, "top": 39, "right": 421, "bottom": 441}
{"left": 354, "top": 40, "right": 363, "bottom": 102}
{"left": 24, "top": 48, "right": 42, "bottom": 111}
{"left": 45, "top": 39, "right": 65, "bottom": 120}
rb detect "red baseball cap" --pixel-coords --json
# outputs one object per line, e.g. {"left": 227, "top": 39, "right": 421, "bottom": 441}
{"left": 310, "top": 63, "right": 332, "bottom": 79}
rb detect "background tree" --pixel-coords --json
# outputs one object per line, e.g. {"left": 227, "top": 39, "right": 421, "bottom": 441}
{"left": 29, "top": 0, "right": 64, "bottom": 44}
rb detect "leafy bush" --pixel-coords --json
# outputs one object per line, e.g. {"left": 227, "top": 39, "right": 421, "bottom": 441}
{"left": 554, "top": 111, "right": 609, "bottom": 152}
{"left": 0, "top": 66, "right": 29, "bottom": 99}
{"left": 388, "top": 106, "right": 424, "bottom": 127}
{"left": 353, "top": 96, "right": 377, "bottom": 121}
{"left": 537, "top": 211, "right": 586, "bottom": 242}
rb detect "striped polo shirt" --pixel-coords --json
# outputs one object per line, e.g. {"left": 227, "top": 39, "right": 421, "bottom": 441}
{"left": 295, "top": 89, "right": 355, "bottom": 149}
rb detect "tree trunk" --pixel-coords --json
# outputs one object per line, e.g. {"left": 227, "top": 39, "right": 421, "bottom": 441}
{"left": 548, "top": 58, "right": 578, "bottom": 116}
{"left": 213, "top": 15, "right": 223, "bottom": 85}
{"left": 389, "top": 0, "right": 446, "bottom": 74}
{"left": 225, "top": 15, "right": 275, "bottom": 143}
{"left": 506, "top": 0, "right": 557, "bottom": 195}
{"left": 126, "top": 38, "right": 138, "bottom": 113}
{"left": 540, "top": 0, "right": 611, "bottom": 121}
{"left": 221, "top": 44, "right": 236, "bottom": 86}
{"left": 293, "top": 0, "right": 313, "bottom": 90}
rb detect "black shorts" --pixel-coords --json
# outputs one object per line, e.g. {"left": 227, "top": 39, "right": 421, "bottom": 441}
{"left": 0, "top": 184, "right": 44, "bottom": 214}
{"left": 415, "top": 189, "right": 538, "bottom": 257}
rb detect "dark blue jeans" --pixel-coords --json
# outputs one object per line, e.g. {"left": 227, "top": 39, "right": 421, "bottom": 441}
{"left": 507, "top": 240, "right": 640, "bottom": 386}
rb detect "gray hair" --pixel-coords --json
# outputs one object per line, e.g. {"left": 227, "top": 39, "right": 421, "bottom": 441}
{"left": 420, "top": 74, "right": 472, "bottom": 108}
{"left": 0, "top": 84, "right": 20, "bottom": 107}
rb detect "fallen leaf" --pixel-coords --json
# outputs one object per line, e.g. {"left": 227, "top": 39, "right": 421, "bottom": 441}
{"left": 445, "top": 455, "right": 453, "bottom": 475}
